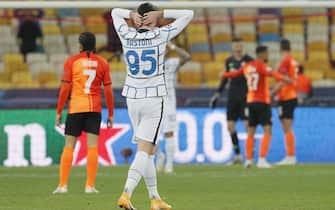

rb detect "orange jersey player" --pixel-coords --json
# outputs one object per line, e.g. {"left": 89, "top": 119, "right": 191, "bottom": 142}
{"left": 53, "top": 32, "right": 114, "bottom": 194}
{"left": 223, "top": 45, "right": 291, "bottom": 168}
{"left": 275, "top": 39, "right": 299, "bottom": 166}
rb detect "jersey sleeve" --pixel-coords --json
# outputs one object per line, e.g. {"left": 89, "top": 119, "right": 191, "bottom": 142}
{"left": 103, "top": 61, "right": 112, "bottom": 86}
{"left": 222, "top": 68, "right": 244, "bottom": 78}
{"left": 161, "top": 9, "right": 194, "bottom": 41}
{"left": 111, "top": 8, "right": 130, "bottom": 38}
{"left": 61, "top": 58, "right": 72, "bottom": 82}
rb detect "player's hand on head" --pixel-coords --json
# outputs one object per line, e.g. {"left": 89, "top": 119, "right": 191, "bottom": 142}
{"left": 130, "top": 12, "right": 142, "bottom": 28}
{"left": 55, "top": 114, "right": 62, "bottom": 127}
{"left": 142, "top": 11, "right": 162, "bottom": 26}
{"left": 107, "top": 116, "right": 113, "bottom": 128}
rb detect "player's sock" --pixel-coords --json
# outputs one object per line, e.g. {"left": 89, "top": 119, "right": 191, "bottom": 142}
{"left": 144, "top": 155, "right": 161, "bottom": 199}
{"left": 285, "top": 131, "right": 295, "bottom": 156}
{"left": 231, "top": 131, "right": 240, "bottom": 155}
{"left": 86, "top": 146, "right": 98, "bottom": 187}
{"left": 124, "top": 151, "right": 149, "bottom": 197}
{"left": 165, "top": 136, "right": 175, "bottom": 167}
{"left": 260, "top": 133, "right": 271, "bottom": 158}
{"left": 245, "top": 135, "right": 255, "bottom": 160}
{"left": 59, "top": 146, "right": 73, "bottom": 187}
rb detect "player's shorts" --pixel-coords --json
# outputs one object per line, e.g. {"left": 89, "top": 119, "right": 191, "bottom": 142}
{"left": 246, "top": 103, "right": 272, "bottom": 127}
{"left": 227, "top": 97, "right": 247, "bottom": 121}
{"left": 127, "top": 97, "right": 165, "bottom": 145}
{"left": 65, "top": 112, "right": 101, "bottom": 137}
{"left": 163, "top": 94, "right": 177, "bottom": 133}
{"left": 278, "top": 98, "right": 297, "bottom": 119}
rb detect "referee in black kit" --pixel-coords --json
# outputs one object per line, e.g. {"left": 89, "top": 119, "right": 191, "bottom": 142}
{"left": 210, "top": 37, "right": 253, "bottom": 164}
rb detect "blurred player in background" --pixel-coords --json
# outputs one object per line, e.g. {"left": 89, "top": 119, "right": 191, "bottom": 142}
{"left": 274, "top": 39, "right": 298, "bottom": 165}
{"left": 156, "top": 42, "right": 191, "bottom": 174}
{"left": 112, "top": 2, "right": 193, "bottom": 210}
{"left": 222, "top": 46, "right": 292, "bottom": 168}
{"left": 210, "top": 37, "right": 253, "bottom": 164}
{"left": 296, "top": 65, "right": 312, "bottom": 104}
{"left": 53, "top": 32, "right": 114, "bottom": 194}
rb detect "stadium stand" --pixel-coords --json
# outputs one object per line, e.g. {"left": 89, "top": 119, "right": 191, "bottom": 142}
{"left": 1, "top": 7, "right": 335, "bottom": 90}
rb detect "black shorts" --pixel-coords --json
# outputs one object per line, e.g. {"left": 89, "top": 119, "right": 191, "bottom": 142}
{"left": 246, "top": 103, "right": 272, "bottom": 127}
{"left": 65, "top": 112, "right": 101, "bottom": 137}
{"left": 278, "top": 99, "right": 297, "bottom": 119}
{"left": 227, "top": 98, "right": 247, "bottom": 121}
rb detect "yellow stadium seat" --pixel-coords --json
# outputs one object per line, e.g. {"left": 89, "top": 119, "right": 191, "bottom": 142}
{"left": 203, "top": 62, "right": 224, "bottom": 84}
{"left": 205, "top": 80, "right": 220, "bottom": 87}
{"left": 308, "top": 16, "right": 328, "bottom": 24}
{"left": 0, "top": 82, "right": 12, "bottom": 89}
{"left": 308, "top": 52, "right": 329, "bottom": 62}
{"left": 178, "top": 70, "right": 202, "bottom": 87}
{"left": 258, "top": 24, "right": 279, "bottom": 33}
{"left": 282, "top": 8, "right": 304, "bottom": 15}
{"left": 37, "top": 72, "right": 58, "bottom": 86}
{"left": 44, "top": 9, "right": 57, "bottom": 17}
{"left": 304, "top": 69, "right": 324, "bottom": 81}
{"left": 63, "top": 25, "right": 85, "bottom": 35}
{"left": 291, "top": 51, "right": 305, "bottom": 63}
{"left": 215, "top": 52, "right": 230, "bottom": 61}
{"left": 308, "top": 42, "right": 328, "bottom": 51}
{"left": 3, "top": 53, "right": 24, "bottom": 65}
{"left": 42, "top": 25, "right": 61, "bottom": 35}
{"left": 211, "top": 34, "right": 231, "bottom": 43}
{"left": 282, "top": 24, "right": 304, "bottom": 33}
{"left": 191, "top": 52, "right": 212, "bottom": 62}
{"left": 188, "top": 35, "right": 208, "bottom": 44}
{"left": 0, "top": 17, "right": 10, "bottom": 25}
{"left": 80, "top": 8, "right": 106, "bottom": 16}
{"left": 325, "top": 69, "right": 335, "bottom": 80}
{"left": 87, "top": 24, "right": 106, "bottom": 34}
{"left": 11, "top": 71, "right": 33, "bottom": 84}
{"left": 238, "top": 33, "right": 256, "bottom": 42}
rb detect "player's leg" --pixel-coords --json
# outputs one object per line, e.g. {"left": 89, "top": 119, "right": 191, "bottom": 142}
{"left": 277, "top": 99, "right": 297, "bottom": 165}
{"left": 164, "top": 131, "right": 175, "bottom": 173}
{"left": 83, "top": 112, "right": 101, "bottom": 193}
{"left": 163, "top": 95, "right": 177, "bottom": 173}
{"left": 227, "top": 99, "right": 242, "bottom": 163}
{"left": 53, "top": 113, "right": 83, "bottom": 194}
{"left": 244, "top": 103, "right": 257, "bottom": 167}
{"left": 155, "top": 140, "right": 165, "bottom": 173}
{"left": 257, "top": 104, "right": 273, "bottom": 168}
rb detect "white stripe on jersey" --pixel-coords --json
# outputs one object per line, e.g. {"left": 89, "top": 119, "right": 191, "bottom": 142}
{"left": 112, "top": 8, "right": 193, "bottom": 98}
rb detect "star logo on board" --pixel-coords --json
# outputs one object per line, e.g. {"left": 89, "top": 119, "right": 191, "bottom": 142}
{"left": 55, "top": 123, "right": 130, "bottom": 166}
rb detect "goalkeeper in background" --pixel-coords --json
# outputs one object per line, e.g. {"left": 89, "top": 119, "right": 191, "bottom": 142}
{"left": 209, "top": 37, "right": 253, "bottom": 164}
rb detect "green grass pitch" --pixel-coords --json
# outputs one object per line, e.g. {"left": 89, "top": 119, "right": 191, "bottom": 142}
{"left": 0, "top": 164, "right": 334, "bottom": 210}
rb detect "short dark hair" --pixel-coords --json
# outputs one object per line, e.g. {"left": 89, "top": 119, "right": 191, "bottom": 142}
{"left": 280, "top": 39, "right": 291, "bottom": 51}
{"left": 256, "top": 45, "right": 268, "bottom": 54}
{"left": 79, "top": 32, "right": 96, "bottom": 52}
{"left": 232, "top": 37, "right": 243, "bottom": 42}
{"left": 137, "top": 2, "right": 159, "bottom": 17}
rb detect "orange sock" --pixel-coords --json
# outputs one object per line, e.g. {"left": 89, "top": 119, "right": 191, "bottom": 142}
{"left": 245, "top": 135, "right": 255, "bottom": 160}
{"left": 59, "top": 146, "right": 74, "bottom": 187}
{"left": 260, "top": 133, "right": 271, "bottom": 158}
{"left": 285, "top": 131, "right": 295, "bottom": 156}
{"left": 86, "top": 146, "right": 98, "bottom": 187}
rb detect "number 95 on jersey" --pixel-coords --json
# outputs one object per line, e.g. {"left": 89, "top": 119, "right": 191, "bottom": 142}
{"left": 125, "top": 48, "right": 158, "bottom": 78}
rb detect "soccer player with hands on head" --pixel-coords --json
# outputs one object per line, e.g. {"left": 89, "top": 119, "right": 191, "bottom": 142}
{"left": 112, "top": 2, "right": 193, "bottom": 210}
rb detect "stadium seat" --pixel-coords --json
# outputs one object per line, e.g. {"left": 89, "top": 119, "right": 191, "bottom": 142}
{"left": 191, "top": 52, "right": 212, "bottom": 62}
{"left": 202, "top": 61, "right": 224, "bottom": 85}
{"left": 214, "top": 52, "right": 230, "bottom": 61}
{"left": 37, "top": 71, "right": 58, "bottom": 86}
{"left": 26, "top": 53, "right": 48, "bottom": 65}
{"left": 42, "top": 25, "right": 61, "bottom": 35}
{"left": 178, "top": 70, "right": 202, "bottom": 87}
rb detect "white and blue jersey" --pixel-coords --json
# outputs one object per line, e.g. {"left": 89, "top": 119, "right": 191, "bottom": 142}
{"left": 112, "top": 8, "right": 193, "bottom": 99}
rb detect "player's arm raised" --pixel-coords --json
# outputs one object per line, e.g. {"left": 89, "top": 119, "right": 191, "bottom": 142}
{"left": 167, "top": 42, "right": 191, "bottom": 67}
{"left": 158, "top": 9, "right": 194, "bottom": 40}
{"left": 103, "top": 62, "right": 114, "bottom": 128}
{"left": 221, "top": 68, "right": 244, "bottom": 79}
{"left": 56, "top": 60, "right": 72, "bottom": 127}
{"left": 111, "top": 8, "right": 142, "bottom": 35}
